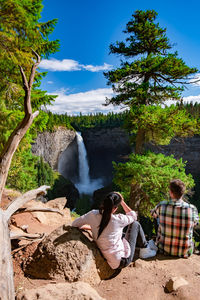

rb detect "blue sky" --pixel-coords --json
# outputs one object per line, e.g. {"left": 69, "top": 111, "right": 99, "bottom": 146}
{"left": 40, "top": 0, "right": 200, "bottom": 115}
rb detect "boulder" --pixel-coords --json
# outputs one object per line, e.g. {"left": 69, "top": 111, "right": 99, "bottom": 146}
{"left": 21, "top": 198, "right": 72, "bottom": 226}
{"left": 24, "top": 225, "right": 116, "bottom": 285}
{"left": 16, "top": 281, "right": 105, "bottom": 300}
{"left": 11, "top": 198, "right": 72, "bottom": 237}
{"left": 165, "top": 276, "right": 188, "bottom": 293}
{"left": 46, "top": 197, "right": 67, "bottom": 210}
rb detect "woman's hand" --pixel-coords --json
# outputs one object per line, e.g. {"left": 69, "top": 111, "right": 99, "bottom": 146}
{"left": 80, "top": 224, "right": 92, "bottom": 231}
{"left": 120, "top": 200, "right": 132, "bottom": 213}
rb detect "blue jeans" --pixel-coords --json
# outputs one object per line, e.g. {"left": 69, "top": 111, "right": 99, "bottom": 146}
{"left": 119, "top": 221, "right": 147, "bottom": 268}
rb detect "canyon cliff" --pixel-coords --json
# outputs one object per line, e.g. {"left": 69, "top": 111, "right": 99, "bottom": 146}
{"left": 32, "top": 127, "right": 79, "bottom": 182}
{"left": 32, "top": 127, "right": 200, "bottom": 190}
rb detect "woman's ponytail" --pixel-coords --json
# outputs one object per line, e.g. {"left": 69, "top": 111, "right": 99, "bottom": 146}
{"left": 97, "top": 192, "right": 122, "bottom": 238}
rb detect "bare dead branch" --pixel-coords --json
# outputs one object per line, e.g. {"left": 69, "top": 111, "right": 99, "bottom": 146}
{"left": 19, "top": 66, "right": 29, "bottom": 90}
{"left": 28, "top": 50, "right": 41, "bottom": 88}
{"left": 5, "top": 185, "right": 50, "bottom": 221}
{"left": 10, "top": 232, "right": 45, "bottom": 240}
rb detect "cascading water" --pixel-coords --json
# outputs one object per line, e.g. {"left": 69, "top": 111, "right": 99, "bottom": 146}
{"left": 75, "top": 131, "right": 103, "bottom": 194}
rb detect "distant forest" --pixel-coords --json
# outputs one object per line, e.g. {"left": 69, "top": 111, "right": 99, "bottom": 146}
{"left": 45, "top": 110, "right": 129, "bottom": 131}
{"left": 44, "top": 102, "right": 200, "bottom": 132}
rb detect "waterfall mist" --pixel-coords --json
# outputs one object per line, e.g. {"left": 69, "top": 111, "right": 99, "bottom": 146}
{"left": 75, "top": 132, "right": 103, "bottom": 194}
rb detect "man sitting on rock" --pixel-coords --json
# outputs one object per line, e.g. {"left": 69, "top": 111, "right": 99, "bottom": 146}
{"left": 151, "top": 179, "right": 199, "bottom": 258}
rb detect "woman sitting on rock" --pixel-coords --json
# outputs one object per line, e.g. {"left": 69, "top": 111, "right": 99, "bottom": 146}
{"left": 72, "top": 192, "right": 157, "bottom": 269}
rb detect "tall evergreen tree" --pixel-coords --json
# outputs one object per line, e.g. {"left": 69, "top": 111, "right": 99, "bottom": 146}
{"left": 0, "top": 0, "right": 59, "bottom": 110}
{"left": 104, "top": 10, "right": 198, "bottom": 153}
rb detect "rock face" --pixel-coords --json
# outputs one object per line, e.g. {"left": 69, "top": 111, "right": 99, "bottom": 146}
{"left": 82, "top": 128, "right": 131, "bottom": 184}
{"left": 32, "top": 126, "right": 200, "bottom": 192}
{"left": 24, "top": 225, "right": 115, "bottom": 284}
{"left": 147, "top": 136, "right": 200, "bottom": 175}
{"left": 16, "top": 282, "right": 105, "bottom": 300}
{"left": 32, "top": 127, "right": 78, "bottom": 176}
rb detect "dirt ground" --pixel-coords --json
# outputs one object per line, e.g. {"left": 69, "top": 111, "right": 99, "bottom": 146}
{"left": 3, "top": 190, "right": 200, "bottom": 300}
{"left": 96, "top": 254, "right": 200, "bottom": 300}
{"left": 13, "top": 246, "right": 200, "bottom": 300}
{"left": 12, "top": 236, "right": 200, "bottom": 300}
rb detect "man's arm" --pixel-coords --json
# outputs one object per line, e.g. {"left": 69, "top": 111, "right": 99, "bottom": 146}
{"left": 151, "top": 203, "right": 161, "bottom": 218}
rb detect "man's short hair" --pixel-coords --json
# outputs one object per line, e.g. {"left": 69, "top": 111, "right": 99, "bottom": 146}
{"left": 170, "top": 179, "right": 186, "bottom": 199}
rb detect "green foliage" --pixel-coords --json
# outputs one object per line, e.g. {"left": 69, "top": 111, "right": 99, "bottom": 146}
{"left": 113, "top": 151, "right": 194, "bottom": 217}
{"left": 104, "top": 10, "right": 197, "bottom": 108}
{"left": 0, "top": 0, "right": 59, "bottom": 110}
{"left": 44, "top": 110, "right": 128, "bottom": 131}
{"left": 125, "top": 104, "right": 200, "bottom": 145}
{"left": 6, "top": 148, "right": 38, "bottom": 192}
{"left": 71, "top": 211, "right": 80, "bottom": 220}
{"left": 36, "top": 156, "right": 55, "bottom": 187}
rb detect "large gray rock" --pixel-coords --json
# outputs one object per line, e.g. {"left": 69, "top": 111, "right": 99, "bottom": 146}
{"left": 24, "top": 225, "right": 115, "bottom": 285}
{"left": 16, "top": 281, "right": 105, "bottom": 300}
{"left": 32, "top": 127, "right": 77, "bottom": 173}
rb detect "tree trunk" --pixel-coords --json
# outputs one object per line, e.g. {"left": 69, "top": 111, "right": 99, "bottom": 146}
{"left": 0, "top": 51, "right": 42, "bottom": 299}
{"left": 0, "top": 112, "right": 39, "bottom": 201}
{"left": 129, "top": 183, "right": 142, "bottom": 211}
{"left": 0, "top": 50, "right": 40, "bottom": 203}
{"left": 0, "top": 209, "right": 15, "bottom": 300}
{"left": 135, "top": 128, "right": 145, "bottom": 154}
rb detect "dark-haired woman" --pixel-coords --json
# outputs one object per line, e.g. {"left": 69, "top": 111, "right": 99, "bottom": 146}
{"left": 72, "top": 192, "right": 156, "bottom": 269}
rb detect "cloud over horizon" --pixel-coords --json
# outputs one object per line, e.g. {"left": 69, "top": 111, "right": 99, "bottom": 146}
{"left": 45, "top": 88, "right": 126, "bottom": 115}
{"left": 40, "top": 58, "right": 112, "bottom": 72}
{"left": 44, "top": 85, "right": 200, "bottom": 115}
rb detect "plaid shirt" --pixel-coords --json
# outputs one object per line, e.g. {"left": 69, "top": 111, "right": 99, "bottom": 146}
{"left": 152, "top": 199, "right": 199, "bottom": 258}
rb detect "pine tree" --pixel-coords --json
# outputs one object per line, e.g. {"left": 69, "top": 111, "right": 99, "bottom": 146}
{"left": 104, "top": 10, "right": 198, "bottom": 153}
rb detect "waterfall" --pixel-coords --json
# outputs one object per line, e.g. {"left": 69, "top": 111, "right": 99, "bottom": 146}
{"left": 75, "top": 131, "right": 103, "bottom": 194}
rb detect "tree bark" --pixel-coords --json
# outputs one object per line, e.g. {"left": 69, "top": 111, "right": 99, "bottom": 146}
{"left": 135, "top": 128, "right": 146, "bottom": 154}
{"left": 0, "top": 210, "right": 15, "bottom": 300}
{"left": 0, "top": 51, "right": 40, "bottom": 202}
{"left": 0, "top": 51, "right": 41, "bottom": 300}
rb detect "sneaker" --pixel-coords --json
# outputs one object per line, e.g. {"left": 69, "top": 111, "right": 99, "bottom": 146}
{"left": 148, "top": 239, "right": 158, "bottom": 251}
{"left": 139, "top": 247, "right": 157, "bottom": 259}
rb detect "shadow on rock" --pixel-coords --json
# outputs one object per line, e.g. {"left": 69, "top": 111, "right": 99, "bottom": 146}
{"left": 24, "top": 225, "right": 116, "bottom": 285}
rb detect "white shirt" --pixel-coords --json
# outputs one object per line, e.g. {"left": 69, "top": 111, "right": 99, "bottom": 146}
{"left": 72, "top": 209, "right": 137, "bottom": 269}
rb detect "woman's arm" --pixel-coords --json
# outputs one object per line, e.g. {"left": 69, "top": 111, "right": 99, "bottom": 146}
{"left": 72, "top": 211, "right": 92, "bottom": 228}
{"left": 79, "top": 224, "right": 92, "bottom": 231}
{"left": 120, "top": 199, "right": 132, "bottom": 214}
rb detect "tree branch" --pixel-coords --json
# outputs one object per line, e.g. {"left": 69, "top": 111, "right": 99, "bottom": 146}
{"left": 19, "top": 66, "right": 29, "bottom": 90}
{"left": 28, "top": 50, "right": 41, "bottom": 88}
{"left": 5, "top": 185, "right": 50, "bottom": 221}
{"left": 10, "top": 232, "right": 45, "bottom": 240}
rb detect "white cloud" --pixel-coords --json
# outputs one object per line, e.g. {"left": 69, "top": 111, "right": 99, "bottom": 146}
{"left": 164, "top": 95, "right": 200, "bottom": 107}
{"left": 82, "top": 63, "right": 112, "bottom": 72}
{"left": 47, "top": 81, "right": 53, "bottom": 84}
{"left": 40, "top": 58, "right": 112, "bottom": 72}
{"left": 45, "top": 88, "right": 125, "bottom": 115}
{"left": 40, "top": 59, "right": 81, "bottom": 71}
{"left": 183, "top": 94, "right": 200, "bottom": 103}
{"left": 189, "top": 73, "right": 200, "bottom": 86}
